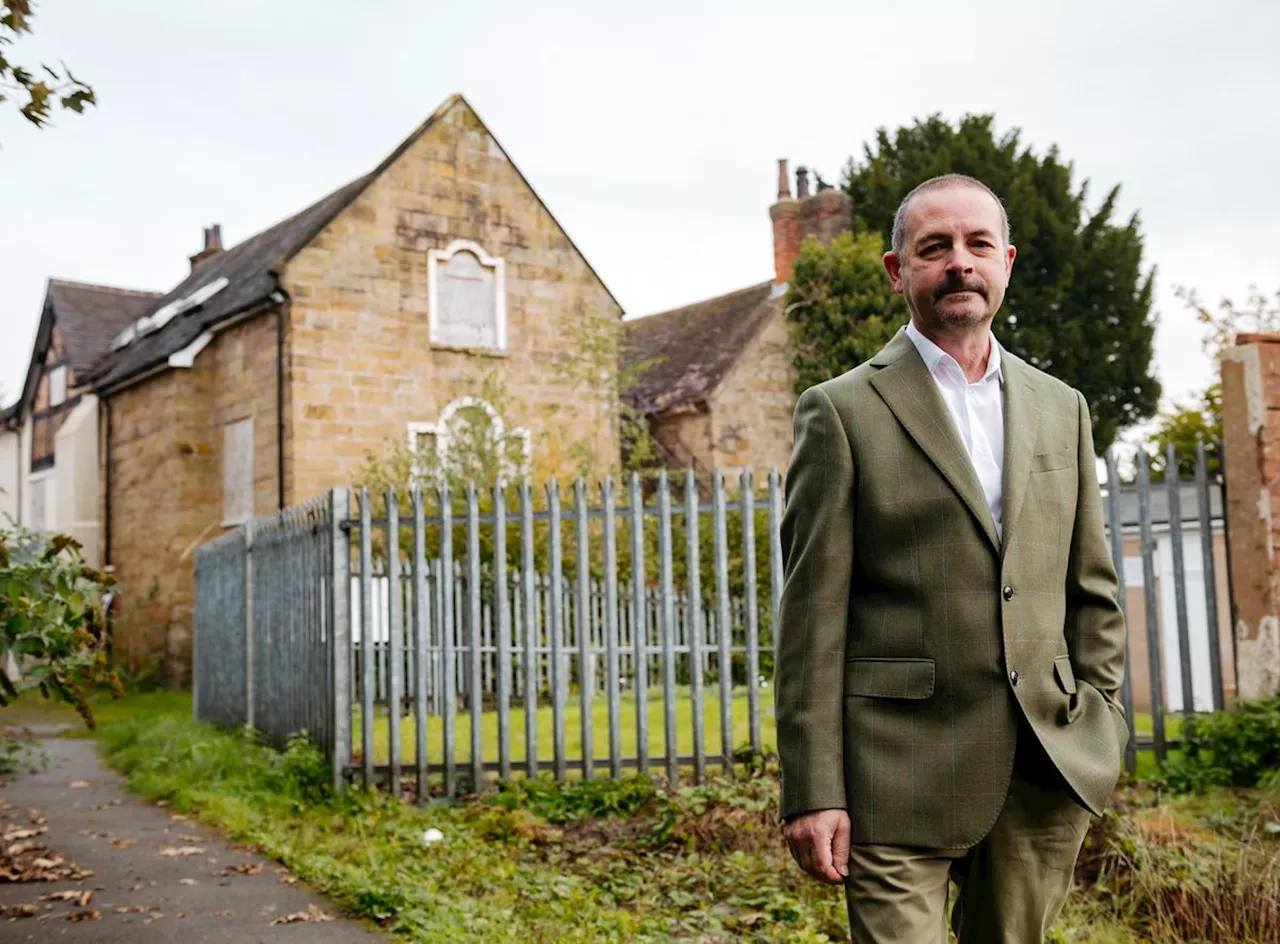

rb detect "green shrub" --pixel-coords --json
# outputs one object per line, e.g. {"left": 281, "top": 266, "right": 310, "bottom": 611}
{"left": 0, "top": 525, "right": 121, "bottom": 726}
{"left": 1159, "top": 696, "right": 1280, "bottom": 792}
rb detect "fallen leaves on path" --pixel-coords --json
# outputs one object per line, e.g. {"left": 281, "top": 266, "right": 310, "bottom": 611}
{"left": 115, "top": 905, "right": 148, "bottom": 914}
{"left": 0, "top": 833, "right": 94, "bottom": 882}
{"left": 0, "top": 902, "right": 38, "bottom": 917}
{"left": 68, "top": 780, "right": 89, "bottom": 789}
{"left": 219, "top": 860, "right": 263, "bottom": 876}
{"left": 2, "top": 826, "right": 46, "bottom": 843}
{"left": 157, "top": 845, "right": 205, "bottom": 857}
{"left": 39, "top": 889, "right": 92, "bottom": 907}
{"left": 66, "top": 907, "right": 100, "bottom": 921}
{"left": 270, "top": 904, "right": 334, "bottom": 925}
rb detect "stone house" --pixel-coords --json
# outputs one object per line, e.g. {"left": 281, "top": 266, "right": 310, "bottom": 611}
{"left": 621, "top": 160, "right": 851, "bottom": 480}
{"left": 85, "top": 94, "right": 622, "bottom": 682}
{"left": 0, "top": 280, "right": 161, "bottom": 563}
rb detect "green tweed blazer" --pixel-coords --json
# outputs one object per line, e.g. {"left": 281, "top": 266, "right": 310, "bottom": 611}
{"left": 773, "top": 328, "right": 1128, "bottom": 849}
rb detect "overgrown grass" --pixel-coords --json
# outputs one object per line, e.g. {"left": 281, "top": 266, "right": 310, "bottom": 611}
{"left": 93, "top": 693, "right": 845, "bottom": 941}
{"left": 355, "top": 685, "right": 773, "bottom": 768}
{"left": 60, "top": 693, "right": 1277, "bottom": 942}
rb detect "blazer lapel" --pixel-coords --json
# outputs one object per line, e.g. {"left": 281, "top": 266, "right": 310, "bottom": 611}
{"left": 998, "top": 349, "right": 1038, "bottom": 558}
{"left": 869, "top": 330, "right": 1001, "bottom": 553}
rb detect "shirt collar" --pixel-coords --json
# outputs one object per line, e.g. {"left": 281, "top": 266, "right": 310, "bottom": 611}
{"left": 905, "top": 319, "right": 1002, "bottom": 384}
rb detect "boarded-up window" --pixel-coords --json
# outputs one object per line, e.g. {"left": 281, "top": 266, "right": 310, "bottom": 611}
{"left": 222, "top": 418, "right": 254, "bottom": 525}
{"left": 429, "top": 242, "right": 506, "bottom": 351}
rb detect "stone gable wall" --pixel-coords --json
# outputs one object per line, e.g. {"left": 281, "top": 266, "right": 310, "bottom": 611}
{"left": 283, "top": 100, "right": 621, "bottom": 504}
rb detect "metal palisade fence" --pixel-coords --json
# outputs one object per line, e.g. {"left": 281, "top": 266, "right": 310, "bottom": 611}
{"left": 194, "top": 443, "right": 1231, "bottom": 797}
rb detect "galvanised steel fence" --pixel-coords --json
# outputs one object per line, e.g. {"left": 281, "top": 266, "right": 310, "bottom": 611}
{"left": 194, "top": 442, "right": 1232, "bottom": 797}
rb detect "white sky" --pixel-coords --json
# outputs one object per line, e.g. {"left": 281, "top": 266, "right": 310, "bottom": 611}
{"left": 3, "top": 0, "right": 1277, "bottom": 433}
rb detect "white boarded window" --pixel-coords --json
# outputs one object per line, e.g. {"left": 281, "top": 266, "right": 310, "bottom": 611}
{"left": 48, "top": 365, "right": 67, "bottom": 407}
{"left": 222, "top": 418, "right": 253, "bottom": 525}
{"left": 427, "top": 240, "right": 506, "bottom": 351}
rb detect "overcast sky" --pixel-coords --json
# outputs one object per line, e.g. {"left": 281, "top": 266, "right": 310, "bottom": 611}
{"left": 3, "top": 0, "right": 1276, "bottom": 435}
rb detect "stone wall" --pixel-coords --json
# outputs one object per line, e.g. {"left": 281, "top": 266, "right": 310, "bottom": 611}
{"left": 104, "top": 314, "right": 279, "bottom": 683}
{"left": 104, "top": 97, "right": 621, "bottom": 680}
{"left": 283, "top": 98, "right": 621, "bottom": 503}
{"left": 1221, "top": 334, "right": 1280, "bottom": 700}
{"left": 707, "top": 308, "right": 797, "bottom": 480}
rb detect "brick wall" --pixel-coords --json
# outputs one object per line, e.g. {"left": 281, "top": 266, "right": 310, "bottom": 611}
{"left": 1221, "top": 333, "right": 1280, "bottom": 699}
{"left": 283, "top": 98, "right": 621, "bottom": 502}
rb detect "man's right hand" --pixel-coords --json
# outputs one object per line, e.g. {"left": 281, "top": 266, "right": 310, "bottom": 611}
{"left": 782, "top": 808, "right": 851, "bottom": 884}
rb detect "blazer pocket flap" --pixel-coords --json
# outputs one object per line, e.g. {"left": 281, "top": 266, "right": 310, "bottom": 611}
{"left": 1054, "top": 656, "right": 1078, "bottom": 695}
{"left": 1032, "top": 448, "right": 1074, "bottom": 473}
{"left": 845, "top": 658, "right": 935, "bottom": 700}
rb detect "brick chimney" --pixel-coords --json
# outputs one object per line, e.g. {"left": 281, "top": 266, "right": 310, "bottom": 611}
{"left": 770, "top": 161, "right": 852, "bottom": 287}
{"left": 188, "top": 224, "right": 223, "bottom": 270}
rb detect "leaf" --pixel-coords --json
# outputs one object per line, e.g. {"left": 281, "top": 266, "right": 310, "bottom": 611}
{"left": 270, "top": 904, "right": 334, "bottom": 925}
{"left": 157, "top": 845, "right": 205, "bottom": 857}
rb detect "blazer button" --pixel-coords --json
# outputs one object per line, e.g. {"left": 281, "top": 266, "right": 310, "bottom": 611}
{"left": 1009, "top": 670, "right": 1020, "bottom": 686}
{"left": 1002, "top": 585, "right": 1014, "bottom": 601}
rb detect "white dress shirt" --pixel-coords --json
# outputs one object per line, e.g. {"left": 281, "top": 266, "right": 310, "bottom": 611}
{"left": 905, "top": 320, "right": 1006, "bottom": 539}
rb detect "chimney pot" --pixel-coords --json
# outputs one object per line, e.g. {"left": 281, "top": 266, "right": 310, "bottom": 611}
{"left": 776, "top": 158, "right": 792, "bottom": 201}
{"left": 796, "top": 165, "right": 810, "bottom": 200}
{"left": 189, "top": 222, "right": 225, "bottom": 271}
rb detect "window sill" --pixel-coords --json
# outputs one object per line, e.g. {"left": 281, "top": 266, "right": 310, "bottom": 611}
{"left": 428, "top": 342, "right": 510, "bottom": 359}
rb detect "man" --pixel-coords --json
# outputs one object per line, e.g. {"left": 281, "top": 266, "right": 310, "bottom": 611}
{"left": 773, "top": 174, "right": 1128, "bottom": 943}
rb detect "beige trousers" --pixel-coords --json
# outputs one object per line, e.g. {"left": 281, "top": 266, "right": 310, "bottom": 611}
{"left": 843, "top": 768, "right": 1093, "bottom": 944}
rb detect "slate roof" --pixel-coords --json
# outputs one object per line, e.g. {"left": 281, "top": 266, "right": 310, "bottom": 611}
{"left": 87, "top": 175, "right": 370, "bottom": 391}
{"left": 48, "top": 280, "right": 163, "bottom": 378}
{"left": 2, "top": 279, "right": 162, "bottom": 422}
{"left": 621, "top": 281, "right": 781, "bottom": 413}
{"left": 88, "top": 92, "right": 622, "bottom": 393}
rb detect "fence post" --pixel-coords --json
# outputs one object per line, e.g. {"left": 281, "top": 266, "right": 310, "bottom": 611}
{"left": 329, "top": 488, "right": 351, "bottom": 793}
{"left": 741, "top": 469, "right": 762, "bottom": 757}
{"left": 768, "top": 469, "right": 783, "bottom": 627}
{"left": 245, "top": 518, "right": 256, "bottom": 731}
{"left": 386, "top": 487, "right": 403, "bottom": 794}
{"left": 548, "top": 478, "right": 566, "bottom": 782}
{"left": 466, "top": 483, "right": 484, "bottom": 793}
{"left": 1137, "top": 452, "right": 1166, "bottom": 762}
{"left": 1166, "top": 444, "right": 1195, "bottom": 713}
{"left": 712, "top": 469, "right": 734, "bottom": 776}
{"left": 495, "top": 482, "right": 512, "bottom": 783}
{"left": 574, "top": 478, "right": 594, "bottom": 782}
{"left": 602, "top": 476, "right": 622, "bottom": 780}
{"left": 658, "top": 470, "right": 678, "bottom": 787}
{"left": 1196, "top": 441, "right": 1226, "bottom": 710}
{"left": 685, "top": 468, "right": 705, "bottom": 784}
{"left": 630, "top": 473, "right": 648, "bottom": 778}
{"left": 1104, "top": 449, "right": 1137, "bottom": 773}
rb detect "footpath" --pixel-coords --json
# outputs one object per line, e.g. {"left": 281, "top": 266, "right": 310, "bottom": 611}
{"left": 0, "top": 735, "right": 382, "bottom": 942}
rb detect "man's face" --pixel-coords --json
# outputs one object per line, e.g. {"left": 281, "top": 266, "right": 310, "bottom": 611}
{"left": 883, "top": 185, "right": 1016, "bottom": 332}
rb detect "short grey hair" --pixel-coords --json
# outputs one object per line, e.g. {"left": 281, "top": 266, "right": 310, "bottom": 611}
{"left": 890, "top": 174, "right": 1010, "bottom": 257}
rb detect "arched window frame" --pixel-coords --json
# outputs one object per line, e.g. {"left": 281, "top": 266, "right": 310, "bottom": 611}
{"left": 406, "top": 396, "right": 531, "bottom": 485}
{"left": 426, "top": 239, "right": 507, "bottom": 352}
